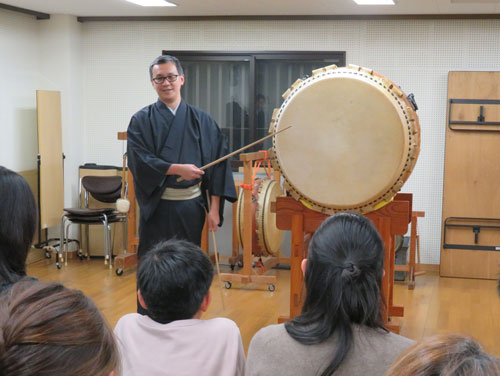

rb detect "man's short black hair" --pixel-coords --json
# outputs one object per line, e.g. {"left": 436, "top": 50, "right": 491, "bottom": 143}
{"left": 137, "top": 239, "right": 213, "bottom": 323}
{"left": 149, "top": 55, "right": 184, "bottom": 80}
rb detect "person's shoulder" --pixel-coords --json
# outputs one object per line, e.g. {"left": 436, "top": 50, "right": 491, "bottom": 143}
{"left": 204, "top": 317, "right": 240, "bottom": 332}
{"left": 254, "top": 323, "right": 286, "bottom": 337}
{"left": 114, "top": 313, "right": 142, "bottom": 331}
{"left": 186, "top": 102, "right": 216, "bottom": 124}
{"left": 356, "top": 325, "right": 415, "bottom": 351}
{"left": 383, "top": 330, "right": 415, "bottom": 347}
{"left": 130, "top": 103, "right": 155, "bottom": 122}
{"left": 250, "top": 323, "right": 287, "bottom": 348}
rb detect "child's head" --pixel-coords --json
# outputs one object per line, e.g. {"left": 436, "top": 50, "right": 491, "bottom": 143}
{"left": 0, "top": 279, "right": 118, "bottom": 376}
{"left": 386, "top": 334, "right": 500, "bottom": 376}
{"left": 137, "top": 239, "right": 214, "bottom": 323}
{"left": 302, "top": 212, "right": 385, "bottom": 325}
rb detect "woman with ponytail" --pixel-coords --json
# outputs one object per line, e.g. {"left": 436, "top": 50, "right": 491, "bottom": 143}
{"left": 246, "top": 212, "right": 414, "bottom": 376}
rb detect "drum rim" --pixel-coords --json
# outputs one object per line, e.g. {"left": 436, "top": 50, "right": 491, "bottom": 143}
{"left": 270, "top": 65, "right": 421, "bottom": 214}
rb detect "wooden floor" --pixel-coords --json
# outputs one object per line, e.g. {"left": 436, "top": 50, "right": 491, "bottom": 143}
{"left": 27, "top": 258, "right": 500, "bottom": 357}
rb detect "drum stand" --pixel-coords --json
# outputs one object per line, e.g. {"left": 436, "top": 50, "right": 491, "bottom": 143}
{"left": 394, "top": 210, "right": 426, "bottom": 289}
{"left": 274, "top": 193, "right": 412, "bottom": 334}
{"left": 220, "top": 151, "right": 288, "bottom": 291}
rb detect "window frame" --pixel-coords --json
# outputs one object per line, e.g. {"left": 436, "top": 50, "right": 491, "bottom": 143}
{"left": 163, "top": 50, "right": 346, "bottom": 166}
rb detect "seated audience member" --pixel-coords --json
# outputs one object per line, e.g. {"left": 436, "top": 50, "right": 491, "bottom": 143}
{"left": 114, "top": 239, "right": 245, "bottom": 376}
{"left": 0, "top": 166, "right": 37, "bottom": 294}
{"left": 0, "top": 279, "right": 119, "bottom": 376}
{"left": 385, "top": 333, "right": 500, "bottom": 376}
{"left": 246, "top": 212, "right": 414, "bottom": 376}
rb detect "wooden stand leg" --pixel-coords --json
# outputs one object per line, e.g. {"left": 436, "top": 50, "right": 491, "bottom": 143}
{"left": 408, "top": 214, "right": 417, "bottom": 290}
{"left": 279, "top": 214, "right": 305, "bottom": 323}
{"left": 409, "top": 211, "right": 426, "bottom": 285}
{"left": 228, "top": 186, "right": 242, "bottom": 268}
{"left": 219, "top": 152, "right": 277, "bottom": 289}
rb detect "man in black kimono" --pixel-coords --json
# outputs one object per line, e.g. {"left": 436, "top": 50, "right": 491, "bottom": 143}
{"left": 127, "top": 55, "right": 237, "bottom": 266}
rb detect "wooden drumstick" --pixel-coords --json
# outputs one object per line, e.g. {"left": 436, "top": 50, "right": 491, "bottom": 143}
{"left": 176, "top": 125, "right": 292, "bottom": 182}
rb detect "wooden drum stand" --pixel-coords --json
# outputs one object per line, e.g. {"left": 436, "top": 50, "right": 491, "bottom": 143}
{"left": 220, "top": 151, "right": 289, "bottom": 291}
{"left": 274, "top": 193, "right": 412, "bottom": 334}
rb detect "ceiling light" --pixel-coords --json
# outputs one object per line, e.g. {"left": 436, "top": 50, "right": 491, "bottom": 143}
{"left": 125, "top": 0, "right": 177, "bottom": 6}
{"left": 353, "top": 0, "right": 396, "bottom": 4}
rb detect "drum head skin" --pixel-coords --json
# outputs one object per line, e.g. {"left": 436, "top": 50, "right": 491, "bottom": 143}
{"left": 255, "top": 179, "right": 284, "bottom": 256}
{"left": 270, "top": 64, "right": 420, "bottom": 214}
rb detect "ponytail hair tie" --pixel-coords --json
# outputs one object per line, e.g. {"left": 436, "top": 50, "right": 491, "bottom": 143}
{"left": 341, "top": 262, "right": 361, "bottom": 279}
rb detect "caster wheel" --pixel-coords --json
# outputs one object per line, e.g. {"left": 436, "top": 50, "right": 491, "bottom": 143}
{"left": 45, "top": 251, "right": 51, "bottom": 259}
{"left": 78, "top": 252, "right": 84, "bottom": 261}
{"left": 224, "top": 281, "right": 232, "bottom": 289}
{"left": 230, "top": 264, "right": 235, "bottom": 271}
{"left": 56, "top": 263, "right": 62, "bottom": 270}
{"left": 268, "top": 284, "right": 275, "bottom": 292}
{"left": 116, "top": 268, "right": 123, "bottom": 276}
{"left": 237, "top": 261, "right": 243, "bottom": 268}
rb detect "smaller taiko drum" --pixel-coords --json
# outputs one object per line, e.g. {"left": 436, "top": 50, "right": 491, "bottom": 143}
{"left": 236, "top": 179, "right": 284, "bottom": 257}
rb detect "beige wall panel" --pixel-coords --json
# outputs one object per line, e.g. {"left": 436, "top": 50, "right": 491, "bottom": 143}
{"left": 441, "top": 72, "right": 500, "bottom": 279}
{"left": 36, "top": 90, "right": 64, "bottom": 229}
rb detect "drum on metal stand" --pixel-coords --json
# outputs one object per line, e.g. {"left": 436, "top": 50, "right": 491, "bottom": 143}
{"left": 269, "top": 64, "right": 421, "bottom": 214}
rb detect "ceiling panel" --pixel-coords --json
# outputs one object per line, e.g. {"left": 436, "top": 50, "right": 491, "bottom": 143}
{"left": 0, "top": 0, "right": 498, "bottom": 17}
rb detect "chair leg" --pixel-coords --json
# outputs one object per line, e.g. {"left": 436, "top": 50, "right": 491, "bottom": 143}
{"left": 65, "top": 222, "right": 72, "bottom": 266}
{"left": 103, "top": 220, "right": 108, "bottom": 266}
{"left": 102, "top": 214, "right": 112, "bottom": 269}
{"left": 110, "top": 222, "right": 116, "bottom": 258}
{"left": 108, "top": 224, "right": 113, "bottom": 269}
{"left": 58, "top": 215, "right": 66, "bottom": 270}
{"left": 85, "top": 223, "right": 90, "bottom": 260}
{"left": 123, "top": 218, "right": 128, "bottom": 253}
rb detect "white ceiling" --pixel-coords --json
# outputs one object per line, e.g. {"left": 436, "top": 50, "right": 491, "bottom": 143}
{"left": 2, "top": 0, "right": 500, "bottom": 18}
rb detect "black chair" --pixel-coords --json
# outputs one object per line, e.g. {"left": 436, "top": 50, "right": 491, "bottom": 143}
{"left": 58, "top": 175, "right": 128, "bottom": 270}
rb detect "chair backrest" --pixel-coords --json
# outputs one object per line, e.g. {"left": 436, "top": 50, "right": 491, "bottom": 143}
{"left": 82, "top": 176, "right": 122, "bottom": 203}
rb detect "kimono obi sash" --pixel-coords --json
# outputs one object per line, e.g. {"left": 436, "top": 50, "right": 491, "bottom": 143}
{"left": 161, "top": 183, "right": 202, "bottom": 201}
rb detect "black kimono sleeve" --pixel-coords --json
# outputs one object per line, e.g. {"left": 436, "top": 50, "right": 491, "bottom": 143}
{"left": 127, "top": 115, "right": 171, "bottom": 198}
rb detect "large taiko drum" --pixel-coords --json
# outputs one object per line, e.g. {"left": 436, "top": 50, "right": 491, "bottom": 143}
{"left": 236, "top": 179, "right": 284, "bottom": 256}
{"left": 269, "top": 64, "right": 421, "bottom": 214}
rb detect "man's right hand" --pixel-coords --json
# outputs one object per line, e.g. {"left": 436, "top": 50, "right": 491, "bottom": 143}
{"left": 167, "top": 164, "right": 204, "bottom": 180}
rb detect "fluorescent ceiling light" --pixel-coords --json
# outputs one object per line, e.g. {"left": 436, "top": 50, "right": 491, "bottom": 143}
{"left": 452, "top": 0, "right": 500, "bottom": 2}
{"left": 353, "top": 0, "right": 395, "bottom": 4}
{"left": 125, "top": 0, "right": 177, "bottom": 6}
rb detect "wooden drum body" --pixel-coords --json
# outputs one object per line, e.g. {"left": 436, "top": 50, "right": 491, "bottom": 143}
{"left": 236, "top": 179, "right": 284, "bottom": 257}
{"left": 270, "top": 64, "right": 421, "bottom": 214}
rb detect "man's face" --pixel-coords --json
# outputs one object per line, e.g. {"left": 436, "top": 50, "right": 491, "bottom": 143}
{"left": 151, "top": 62, "right": 185, "bottom": 106}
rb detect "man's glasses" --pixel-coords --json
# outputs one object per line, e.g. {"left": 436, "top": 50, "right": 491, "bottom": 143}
{"left": 152, "top": 74, "right": 179, "bottom": 84}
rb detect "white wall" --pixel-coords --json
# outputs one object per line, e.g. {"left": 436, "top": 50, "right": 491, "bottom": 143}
{"left": 38, "top": 14, "right": 84, "bottom": 210}
{"left": 81, "top": 19, "right": 500, "bottom": 264}
{"left": 1, "top": 9, "right": 83, "bottom": 235}
{"left": 0, "top": 10, "right": 40, "bottom": 172}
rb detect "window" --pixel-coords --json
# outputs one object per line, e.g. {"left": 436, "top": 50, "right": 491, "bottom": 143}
{"left": 165, "top": 51, "right": 346, "bottom": 162}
